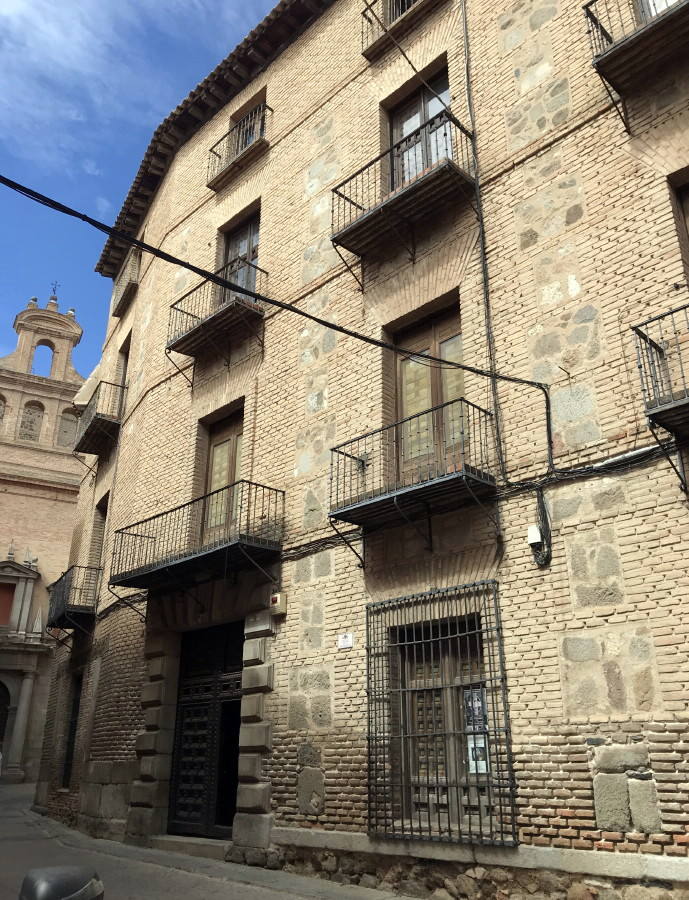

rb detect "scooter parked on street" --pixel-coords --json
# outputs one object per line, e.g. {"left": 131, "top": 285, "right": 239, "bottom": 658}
{"left": 19, "top": 867, "right": 104, "bottom": 900}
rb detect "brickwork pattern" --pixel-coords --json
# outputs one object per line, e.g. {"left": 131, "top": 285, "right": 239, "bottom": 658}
{"left": 37, "top": 0, "right": 689, "bottom": 873}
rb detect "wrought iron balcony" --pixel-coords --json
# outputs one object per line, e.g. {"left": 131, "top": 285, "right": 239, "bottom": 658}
{"left": 111, "top": 249, "right": 141, "bottom": 318}
{"left": 207, "top": 103, "right": 270, "bottom": 191}
{"left": 74, "top": 381, "right": 126, "bottom": 456}
{"left": 167, "top": 259, "right": 267, "bottom": 357}
{"left": 362, "top": 0, "right": 446, "bottom": 60}
{"left": 633, "top": 302, "right": 689, "bottom": 436}
{"left": 332, "top": 111, "right": 474, "bottom": 258}
{"left": 584, "top": 0, "right": 689, "bottom": 94}
{"left": 47, "top": 565, "right": 101, "bottom": 630}
{"left": 110, "top": 480, "right": 285, "bottom": 590}
{"left": 330, "top": 398, "right": 496, "bottom": 530}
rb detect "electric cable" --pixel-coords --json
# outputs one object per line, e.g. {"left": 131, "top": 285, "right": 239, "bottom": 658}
{"left": 0, "top": 171, "right": 555, "bottom": 474}
{"left": 0, "top": 173, "right": 677, "bottom": 494}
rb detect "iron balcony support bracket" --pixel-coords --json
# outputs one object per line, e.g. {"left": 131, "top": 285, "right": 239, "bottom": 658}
{"left": 328, "top": 518, "right": 365, "bottom": 568}
{"left": 107, "top": 585, "right": 148, "bottom": 622}
{"left": 596, "top": 72, "right": 631, "bottom": 134}
{"left": 464, "top": 477, "right": 502, "bottom": 542}
{"left": 332, "top": 242, "right": 364, "bottom": 292}
{"left": 392, "top": 495, "right": 433, "bottom": 552}
{"left": 164, "top": 348, "right": 194, "bottom": 387}
{"left": 45, "top": 626, "right": 72, "bottom": 649}
{"left": 236, "top": 543, "right": 279, "bottom": 586}
{"left": 648, "top": 421, "right": 688, "bottom": 494}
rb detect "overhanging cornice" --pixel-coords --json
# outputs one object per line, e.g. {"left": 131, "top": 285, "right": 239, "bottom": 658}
{"left": 96, "top": 0, "right": 334, "bottom": 280}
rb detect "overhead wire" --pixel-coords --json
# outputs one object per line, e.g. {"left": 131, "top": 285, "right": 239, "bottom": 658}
{"left": 0, "top": 174, "right": 676, "bottom": 494}
{"left": 0, "top": 171, "right": 555, "bottom": 471}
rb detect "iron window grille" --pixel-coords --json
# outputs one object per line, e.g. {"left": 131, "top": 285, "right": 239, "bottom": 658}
{"left": 633, "top": 302, "right": 689, "bottom": 419}
{"left": 110, "top": 480, "right": 284, "bottom": 588}
{"left": 332, "top": 110, "right": 474, "bottom": 241}
{"left": 167, "top": 257, "right": 267, "bottom": 353}
{"left": 47, "top": 565, "right": 101, "bottom": 629}
{"left": 366, "top": 581, "right": 517, "bottom": 846}
{"left": 584, "top": 0, "right": 683, "bottom": 57}
{"left": 207, "top": 103, "right": 270, "bottom": 188}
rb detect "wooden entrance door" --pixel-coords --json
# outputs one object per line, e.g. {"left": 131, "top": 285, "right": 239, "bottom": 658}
{"left": 395, "top": 307, "right": 463, "bottom": 486}
{"left": 203, "top": 414, "right": 243, "bottom": 548}
{"left": 169, "top": 622, "right": 244, "bottom": 838}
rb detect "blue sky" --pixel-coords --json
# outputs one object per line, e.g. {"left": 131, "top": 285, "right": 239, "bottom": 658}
{"left": 0, "top": 0, "right": 275, "bottom": 378}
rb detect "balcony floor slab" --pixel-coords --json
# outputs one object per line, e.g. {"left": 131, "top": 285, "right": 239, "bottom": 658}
{"left": 593, "top": 0, "right": 689, "bottom": 95}
{"left": 167, "top": 297, "right": 264, "bottom": 357}
{"left": 73, "top": 416, "right": 121, "bottom": 456}
{"left": 329, "top": 467, "right": 496, "bottom": 530}
{"left": 332, "top": 158, "right": 474, "bottom": 258}
{"left": 110, "top": 537, "right": 281, "bottom": 591}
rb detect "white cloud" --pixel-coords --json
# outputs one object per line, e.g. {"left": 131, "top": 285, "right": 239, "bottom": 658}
{"left": 82, "top": 159, "right": 102, "bottom": 176}
{"left": 0, "top": 0, "right": 275, "bottom": 171}
{"left": 95, "top": 196, "right": 112, "bottom": 218}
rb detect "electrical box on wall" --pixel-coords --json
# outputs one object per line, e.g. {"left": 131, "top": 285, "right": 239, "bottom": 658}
{"left": 269, "top": 592, "right": 286, "bottom": 616}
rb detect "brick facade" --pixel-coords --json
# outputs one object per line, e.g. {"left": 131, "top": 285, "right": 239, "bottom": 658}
{"left": 36, "top": 0, "right": 689, "bottom": 886}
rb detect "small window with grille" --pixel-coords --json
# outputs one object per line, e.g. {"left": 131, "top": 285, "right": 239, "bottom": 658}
{"left": 366, "top": 581, "right": 516, "bottom": 846}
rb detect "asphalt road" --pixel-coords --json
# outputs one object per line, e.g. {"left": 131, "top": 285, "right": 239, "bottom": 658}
{"left": 0, "top": 784, "right": 392, "bottom": 900}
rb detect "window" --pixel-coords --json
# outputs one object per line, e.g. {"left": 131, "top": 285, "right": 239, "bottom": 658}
{"left": 232, "top": 104, "right": 266, "bottom": 156}
{"left": 394, "top": 306, "right": 463, "bottom": 481}
{"left": 57, "top": 409, "right": 78, "bottom": 447}
{"left": 204, "top": 413, "right": 243, "bottom": 543}
{"left": 88, "top": 493, "right": 109, "bottom": 569}
{"left": 640, "top": 0, "right": 676, "bottom": 21}
{"left": 221, "top": 214, "right": 260, "bottom": 301}
{"left": 0, "top": 395, "right": 5, "bottom": 431}
{"left": 18, "top": 401, "right": 44, "bottom": 442}
{"left": 390, "top": 71, "right": 451, "bottom": 190}
{"left": 366, "top": 582, "right": 516, "bottom": 846}
{"left": 0, "top": 583, "right": 14, "bottom": 626}
{"left": 62, "top": 673, "right": 83, "bottom": 788}
{"left": 385, "top": 0, "right": 417, "bottom": 25}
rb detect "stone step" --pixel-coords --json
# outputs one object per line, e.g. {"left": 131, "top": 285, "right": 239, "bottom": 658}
{"left": 149, "top": 834, "right": 229, "bottom": 861}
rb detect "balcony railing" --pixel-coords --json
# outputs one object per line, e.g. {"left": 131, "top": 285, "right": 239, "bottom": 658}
{"left": 207, "top": 103, "right": 270, "bottom": 190}
{"left": 167, "top": 258, "right": 268, "bottom": 357}
{"left": 111, "top": 249, "right": 141, "bottom": 318}
{"left": 584, "top": 0, "right": 689, "bottom": 93}
{"left": 362, "top": 0, "right": 444, "bottom": 59}
{"left": 332, "top": 111, "right": 474, "bottom": 257}
{"left": 111, "top": 480, "right": 285, "bottom": 590}
{"left": 633, "top": 302, "right": 689, "bottom": 436}
{"left": 47, "top": 565, "right": 101, "bottom": 629}
{"left": 330, "top": 398, "right": 496, "bottom": 530}
{"left": 74, "top": 381, "right": 126, "bottom": 456}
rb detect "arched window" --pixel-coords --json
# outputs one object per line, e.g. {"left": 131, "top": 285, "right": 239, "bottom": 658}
{"left": 32, "top": 340, "right": 55, "bottom": 377}
{"left": 57, "top": 409, "right": 78, "bottom": 447}
{"left": 18, "top": 401, "right": 44, "bottom": 442}
{"left": 0, "top": 395, "right": 5, "bottom": 431}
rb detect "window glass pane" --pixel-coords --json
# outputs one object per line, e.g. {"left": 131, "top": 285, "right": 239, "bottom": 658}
{"left": 209, "top": 438, "right": 231, "bottom": 493}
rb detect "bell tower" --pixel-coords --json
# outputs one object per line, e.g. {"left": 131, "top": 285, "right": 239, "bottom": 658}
{"left": 1, "top": 295, "right": 83, "bottom": 384}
